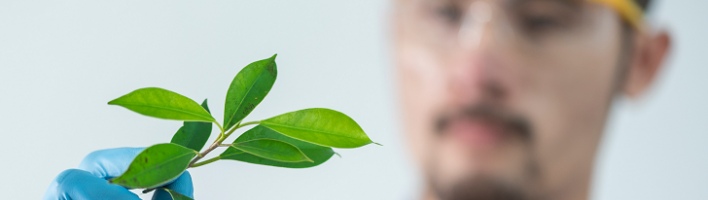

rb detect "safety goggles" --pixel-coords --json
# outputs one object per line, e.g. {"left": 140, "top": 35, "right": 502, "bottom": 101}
{"left": 400, "top": 0, "right": 646, "bottom": 55}
{"left": 589, "top": 0, "right": 644, "bottom": 30}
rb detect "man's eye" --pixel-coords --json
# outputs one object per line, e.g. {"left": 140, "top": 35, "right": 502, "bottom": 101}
{"left": 521, "top": 15, "right": 563, "bottom": 32}
{"left": 434, "top": 5, "right": 463, "bottom": 24}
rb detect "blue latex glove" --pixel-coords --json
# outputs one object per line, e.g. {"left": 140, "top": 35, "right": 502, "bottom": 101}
{"left": 43, "top": 147, "right": 194, "bottom": 200}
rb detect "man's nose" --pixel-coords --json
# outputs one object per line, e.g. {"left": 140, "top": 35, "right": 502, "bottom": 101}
{"left": 448, "top": 2, "right": 507, "bottom": 105}
{"left": 458, "top": 1, "right": 493, "bottom": 51}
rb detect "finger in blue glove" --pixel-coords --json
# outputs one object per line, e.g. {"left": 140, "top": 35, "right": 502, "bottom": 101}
{"left": 43, "top": 147, "right": 194, "bottom": 200}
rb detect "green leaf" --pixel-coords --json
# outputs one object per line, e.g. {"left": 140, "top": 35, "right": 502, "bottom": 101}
{"left": 260, "top": 108, "right": 374, "bottom": 148}
{"left": 230, "top": 138, "right": 313, "bottom": 163}
{"left": 108, "top": 87, "right": 215, "bottom": 122}
{"left": 159, "top": 188, "right": 194, "bottom": 200}
{"left": 223, "top": 54, "right": 278, "bottom": 130}
{"left": 170, "top": 99, "right": 213, "bottom": 151}
{"left": 220, "top": 125, "right": 335, "bottom": 168}
{"left": 109, "top": 143, "right": 197, "bottom": 189}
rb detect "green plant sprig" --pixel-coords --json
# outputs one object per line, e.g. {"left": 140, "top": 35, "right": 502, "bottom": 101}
{"left": 105, "top": 54, "right": 378, "bottom": 199}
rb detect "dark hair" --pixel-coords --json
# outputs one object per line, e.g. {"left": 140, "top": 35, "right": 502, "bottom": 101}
{"left": 636, "top": 0, "right": 651, "bottom": 12}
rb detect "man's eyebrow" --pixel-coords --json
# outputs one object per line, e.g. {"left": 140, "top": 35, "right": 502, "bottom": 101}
{"left": 505, "top": 0, "right": 582, "bottom": 8}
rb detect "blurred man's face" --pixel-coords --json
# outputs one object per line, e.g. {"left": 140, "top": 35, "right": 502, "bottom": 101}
{"left": 394, "top": 0, "right": 630, "bottom": 199}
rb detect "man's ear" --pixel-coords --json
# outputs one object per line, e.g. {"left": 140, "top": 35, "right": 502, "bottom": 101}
{"left": 623, "top": 30, "right": 672, "bottom": 98}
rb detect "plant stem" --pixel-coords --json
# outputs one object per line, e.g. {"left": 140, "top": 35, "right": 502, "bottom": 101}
{"left": 189, "top": 141, "right": 220, "bottom": 167}
{"left": 142, "top": 188, "right": 157, "bottom": 194}
{"left": 219, "top": 144, "right": 232, "bottom": 147}
{"left": 236, "top": 121, "right": 261, "bottom": 129}
{"left": 187, "top": 121, "right": 260, "bottom": 167}
{"left": 222, "top": 124, "right": 239, "bottom": 139}
{"left": 224, "top": 121, "right": 261, "bottom": 138}
{"left": 214, "top": 121, "right": 225, "bottom": 137}
{"left": 191, "top": 156, "right": 220, "bottom": 168}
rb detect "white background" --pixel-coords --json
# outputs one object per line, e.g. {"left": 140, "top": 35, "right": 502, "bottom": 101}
{"left": 0, "top": 0, "right": 705, "bottom": 199}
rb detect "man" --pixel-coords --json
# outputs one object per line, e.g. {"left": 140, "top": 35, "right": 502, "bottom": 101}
{"left": 43, "top": 0, "right": 671, "bottom": 199}
{"left": 394, "top": 0, "right": 669, "bottom": 199}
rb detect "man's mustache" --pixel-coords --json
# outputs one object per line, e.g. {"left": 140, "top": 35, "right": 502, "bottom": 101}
{"left": 434, "top": 104, "right": 532, "bottom": 141}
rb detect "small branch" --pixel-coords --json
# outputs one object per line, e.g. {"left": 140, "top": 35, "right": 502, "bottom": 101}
{"left": 191, "top": 156, "right": 221, "bottom": 168}
{"left": 214, "top": 121, "right": 225, "bottom": 134}
{"left": 142, "top": 188, "right": 157, "bottom": 194}
{"left": 187, "top": 121, "right": 260, "bottom": 168}
{"left": 224, "top": 121, "right": 261, "bottom": 138}
{"left": 236, "top": 121, "right": 261, "bottom": 129}
{"left": 219, "top": 144, "right": 232, "bottom": 147}
{"left": 189, "top": 142, "right": 220, "bottom": 167}
{"left": 222, "top": 125, "right": 239, "bottom": 139}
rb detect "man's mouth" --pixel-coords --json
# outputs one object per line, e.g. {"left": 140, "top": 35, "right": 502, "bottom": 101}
{"left": 446, "top": 117, "right": 509, "bottom": 148}
{"left": 435, "top": 104, "right": 532, "bottom": 148}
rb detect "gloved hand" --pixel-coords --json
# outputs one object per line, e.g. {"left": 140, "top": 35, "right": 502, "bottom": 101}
{"left": 43, "top": 147, "right": 194, "bottom": 200}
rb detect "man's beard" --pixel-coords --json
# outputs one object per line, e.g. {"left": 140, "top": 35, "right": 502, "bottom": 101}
{"left": 432, "top": 175, "right": 529, "bottom": 200}
{"left": 429, "top": 103, "right": 538, "bottom": 200}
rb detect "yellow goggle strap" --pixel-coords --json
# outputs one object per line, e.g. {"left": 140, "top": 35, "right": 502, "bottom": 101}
{"left": 588, "top": 0, "right": 645, "bottom": 30}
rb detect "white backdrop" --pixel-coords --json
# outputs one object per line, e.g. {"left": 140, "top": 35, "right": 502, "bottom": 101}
{"left": 0, "top": 0, "right": 705, "bottom": 199}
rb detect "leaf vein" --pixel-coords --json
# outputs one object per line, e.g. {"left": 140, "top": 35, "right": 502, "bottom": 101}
{"left": 260, "top": 122, "right": 364, "bottom": 140}
{"left": 226, "top": 68, "right": 268, "bottom": 128}
{"left": 115, "top": 103, "right": 212, "bottom": 121}
{"left": 120, "top": 151, "right": 195, "bottom": 182}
